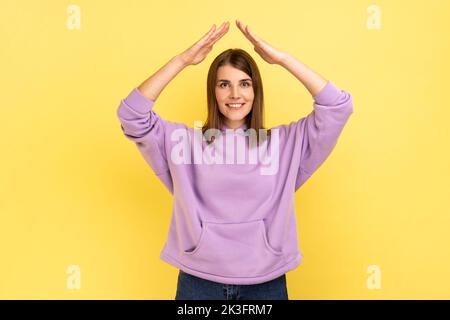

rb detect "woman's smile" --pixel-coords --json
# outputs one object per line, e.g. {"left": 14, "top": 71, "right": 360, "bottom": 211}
{"left": 226, "top": 103, "right": 245, "bottom": 109}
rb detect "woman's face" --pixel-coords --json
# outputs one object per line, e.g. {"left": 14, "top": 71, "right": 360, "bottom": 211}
{"left": 215, "top": 65, "right": 254, "bottom": 129}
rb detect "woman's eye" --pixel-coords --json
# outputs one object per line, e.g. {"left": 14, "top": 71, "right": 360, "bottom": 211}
{"left": 219, "top": 82, "right": 250, "bottom": 88}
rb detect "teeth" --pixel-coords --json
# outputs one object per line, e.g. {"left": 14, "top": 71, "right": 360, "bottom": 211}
{"left": 226, "top": 103, "right": 244, "bottom": 108}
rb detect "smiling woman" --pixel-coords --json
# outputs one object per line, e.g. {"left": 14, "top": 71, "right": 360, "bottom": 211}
{"left": 220, "top": 78, "right": 252, "bottom": 110}
{"left": 216, "top": 68, "right": 253, "bottom": 116}
{"left": 116, "top": 20, "right": 353, "bottom": 300}
{"left": 203, "top": 48, "right": 270, "bottom": 146}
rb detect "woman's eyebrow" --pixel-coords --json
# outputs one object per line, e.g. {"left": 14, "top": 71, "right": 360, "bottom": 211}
{"left": 217, "top": 78, "right": 252, "bottom": 82}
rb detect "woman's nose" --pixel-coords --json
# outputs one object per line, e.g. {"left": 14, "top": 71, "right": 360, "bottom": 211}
{"left": 230, "top": 86, "right": 241, "bottom": 98}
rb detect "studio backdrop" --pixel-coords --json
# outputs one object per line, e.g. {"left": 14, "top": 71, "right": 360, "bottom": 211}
{"left": 1, "top": 0, "right": 449, "bottom": 299}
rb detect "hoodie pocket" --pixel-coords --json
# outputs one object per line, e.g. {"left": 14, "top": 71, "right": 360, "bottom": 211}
{"left": 182, "top": 219, "right": 285, "bottom": 278}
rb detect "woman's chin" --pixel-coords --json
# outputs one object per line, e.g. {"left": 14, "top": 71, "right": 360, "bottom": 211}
{"left": 227, "top": 116, "right": 245, "bottom": 122}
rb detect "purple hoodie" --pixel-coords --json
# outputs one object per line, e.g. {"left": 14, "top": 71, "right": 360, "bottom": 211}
{"left": 116, "top": 80, "right": 353, "bottom": 285}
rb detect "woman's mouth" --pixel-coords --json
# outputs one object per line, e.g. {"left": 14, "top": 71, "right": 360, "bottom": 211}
{"left": 226, "top": 103, "right": 245, "bottom": 109}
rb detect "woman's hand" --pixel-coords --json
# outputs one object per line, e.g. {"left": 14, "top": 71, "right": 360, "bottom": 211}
{"left": 235, "top": 19, "right": 287, "bottom": 65}
{"left": 179, "top": 22, "right": 230, "bottom": 66}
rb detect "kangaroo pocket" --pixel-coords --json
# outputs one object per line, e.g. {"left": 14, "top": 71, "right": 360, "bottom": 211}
{"left": 181, "top": 219, "right": 286, "bottom": 278}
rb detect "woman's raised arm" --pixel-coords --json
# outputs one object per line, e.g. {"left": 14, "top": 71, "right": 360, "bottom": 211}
{"left": 138, "top": 22, "right": 230, "bottom": 101}
{"left": 116, "top": 22, "right": 230, "bottom": 186}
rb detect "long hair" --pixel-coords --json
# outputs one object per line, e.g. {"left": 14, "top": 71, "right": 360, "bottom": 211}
{"left": 202, "top": 48, "right": 271, "bottom": 146}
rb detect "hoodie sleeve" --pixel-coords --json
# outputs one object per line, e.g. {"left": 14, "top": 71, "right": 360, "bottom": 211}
{"left": 291, "top": 81, "right": 354, "bottom": 191}
{"left": 116, "top": 87, "right": 174, "bottom": 192}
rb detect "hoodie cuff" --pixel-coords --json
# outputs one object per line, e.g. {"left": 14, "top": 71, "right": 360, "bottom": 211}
{"left": 123, "top": 88, "right": 155, "bottom": 114}
{"left": 313, "top": 81, "right": 342, "bottom": 106}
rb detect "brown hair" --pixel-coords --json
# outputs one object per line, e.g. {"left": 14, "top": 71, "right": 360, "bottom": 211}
{"left": 202, "top": 48, "right": 271, "bottom": 146}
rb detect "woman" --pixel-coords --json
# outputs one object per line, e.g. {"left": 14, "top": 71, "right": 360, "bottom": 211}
{"left": 116, "top": 20, "right": 354, "bottom": 300}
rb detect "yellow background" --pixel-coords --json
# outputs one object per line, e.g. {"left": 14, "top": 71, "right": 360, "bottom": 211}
{"left": 1, "top": 0, "right": 449, "bottom": 299}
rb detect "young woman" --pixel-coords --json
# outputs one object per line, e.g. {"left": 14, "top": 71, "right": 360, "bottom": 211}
{"left": 116, "top": 20, "right": 354, "bottom": 300}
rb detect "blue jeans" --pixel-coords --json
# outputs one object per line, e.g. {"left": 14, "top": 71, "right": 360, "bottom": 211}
{"left": 175, "top": 270, "right": 289, "bottom": 300}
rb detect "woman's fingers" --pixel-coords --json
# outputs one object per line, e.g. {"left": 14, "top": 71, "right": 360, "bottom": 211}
{"left": 236, "top": 20, "right": 249, "bottom": 38}
{"left": 205, "top": 24, "right": 216, "bottom": 38}
{"left": 195, "top": 22, "right": 228, "bottom": 50}
{"left": 246, "top": 25, "right": 263, "bottom": 44}
{"left": 236, "top": 19, "right": 259, "bottom": 45}
{"left": 206, "top": 21, "right": 229, "bottom": 46}
{"left": 197, "top": 24, "right": 216, "bottom": 45}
